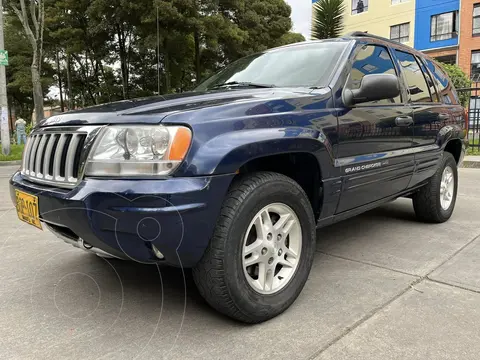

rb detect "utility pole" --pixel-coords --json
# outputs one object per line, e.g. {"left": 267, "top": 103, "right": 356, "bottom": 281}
{"left": 0, "top": 0, "right": 10, "bottom": 156}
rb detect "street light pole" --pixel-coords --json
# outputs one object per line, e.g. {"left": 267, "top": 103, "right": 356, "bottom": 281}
{"left": 0, "top": 0, "right": 10, "bottom": 155}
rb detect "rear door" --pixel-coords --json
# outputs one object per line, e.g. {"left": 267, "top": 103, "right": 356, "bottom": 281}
{"left": 393, "top": 50, "right": 457, "bottom": 186}
{"left": 336, "top": 43, "right": 414, "bottom": 213}
{"left": 417, "top": 57, "right": 465, "bottom": 185}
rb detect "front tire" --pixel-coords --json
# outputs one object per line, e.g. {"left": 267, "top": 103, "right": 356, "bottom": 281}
{"left": 413, "top": 152, "right": 458, "bottom": 223}
{"left": 193, "top": 172, "right": 316, "bottom": 323}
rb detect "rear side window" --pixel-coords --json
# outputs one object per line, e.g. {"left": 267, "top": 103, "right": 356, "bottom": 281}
{"left": 416, "top": 55, "right": 439, "bottom": 102}
{"left": 424, "top": 58, "right": 459, "bottom": 105}
{"left": 347, "top": 44, "right": 401, "bottom": 104}
{"left": 395, "top": 50, "right": 433, "bottom": 103}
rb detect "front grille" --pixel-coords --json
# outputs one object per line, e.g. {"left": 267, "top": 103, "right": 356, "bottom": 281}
{"left": 21, "top": 126, "right": 101, "bottom": 188}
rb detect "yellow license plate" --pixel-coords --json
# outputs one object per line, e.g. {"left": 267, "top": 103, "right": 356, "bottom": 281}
{"left": 15, "top": 190, "right": 43, "bottom": 230}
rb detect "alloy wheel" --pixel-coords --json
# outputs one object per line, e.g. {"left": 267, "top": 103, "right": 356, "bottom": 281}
{"left": 242, "top": 203, "right": 302, "bottom": 295}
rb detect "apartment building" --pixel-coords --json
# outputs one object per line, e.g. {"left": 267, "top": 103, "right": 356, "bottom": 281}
{"left": 458, "top": 0, "right": 480, "bottom": 81}
{"left": 311, "top": 0, "right": 480, "bottom": 81}
{"left": 340, "top": 0, "right": 416, "bottom": 48}
{"left": 414, "top": 0, "right": 459, "bottom": 64}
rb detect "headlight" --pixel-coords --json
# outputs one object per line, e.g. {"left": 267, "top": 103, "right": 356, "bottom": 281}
{"left": 85, "top": 125, "right": 192, "bottom": 177}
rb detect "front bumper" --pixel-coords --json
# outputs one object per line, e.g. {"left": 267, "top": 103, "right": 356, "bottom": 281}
{"left": 10, "top": 172, "right": 235, "bottom": 267}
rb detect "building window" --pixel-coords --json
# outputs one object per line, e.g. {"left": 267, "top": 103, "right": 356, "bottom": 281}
{"left": 474, "top": 4, "right": 480, "bottom": 36}
{"left": 352, "top": 0, "right": 368, "bottom": 15}
{"left": 434, "top": 54, "right": 456, "bottom": 65}
{"left": 430, "top": 11, "right": 458, "bottom": 41}
{"left": 390, "top": 23, "right": 410, "bottom": 43}
{"left": 471, "top": 51, "right": 480, "bottom": 81}
{"left": 392, "top": 0, "right": 408, "bottom": 4}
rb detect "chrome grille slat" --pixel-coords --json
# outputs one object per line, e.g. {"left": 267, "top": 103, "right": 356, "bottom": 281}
{"left": 35, "top": 135, "right": 48, "bottom": 177}
{"left": 66, "top": 134, "right": 81, "bottom": 181}
{"left": 20, "top": 126, "right": 99, "bottom": 189}
{"left": 22, "top": 137, "right": 33, "bottom": 172}
{"left": 53, "top": 134, "right": 67, "bottom": 181}
{"left": 43, "top": 134, "right": 57, "bottom": 178}
{"left": 28, "top": 136, "right": 41, "bottom": 175}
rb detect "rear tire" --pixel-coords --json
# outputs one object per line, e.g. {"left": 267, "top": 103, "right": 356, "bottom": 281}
{"left": 412, "top": 152, "right": 458, "bottom": 223}
{"left": 193, "top": 172, "right": 316, "bottom": 323}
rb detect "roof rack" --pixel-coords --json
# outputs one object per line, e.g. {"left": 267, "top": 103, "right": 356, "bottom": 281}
{"left": 345, "top": 31, "right": 399, "bottom": 44}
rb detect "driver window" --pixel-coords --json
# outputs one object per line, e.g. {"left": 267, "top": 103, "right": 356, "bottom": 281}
{"left": 347, "top": 44, "right": 402, "bottom": 104}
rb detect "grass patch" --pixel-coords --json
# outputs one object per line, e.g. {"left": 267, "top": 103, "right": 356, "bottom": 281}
{"left": 467, "top": 144, "right": 480, "bottom": 155}
{"left": 467, "top": 137, "right": 480, "bottom": 155}
{"left": 0, "top": 144, "right": 24, "bottom": 161}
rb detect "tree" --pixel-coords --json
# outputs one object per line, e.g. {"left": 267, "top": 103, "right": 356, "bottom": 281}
{"left": 8, "top": 0, "right": 46, "bottom": 122}
{"left": 278, "top": 32, "right": 305, "bottom": 46}
{"left": 138, "top": 0, "right": 199, "bottom": 93}
{"left": 226, "top": 0, "right": 296, "bottom": 56}
{"left": 192, "top": 0, "right": 303, "bottom": 82}
{"left": 4, "top": 0, "right": 304, "bottom": 115}
{"left": 311, "top": 0, "right": 345, "bottom": 40}
{"left": 5, "top": 12, "right": 53, "bottom": 122}
{"left": 441, "top": 63, "right": 472, "bottom": 108}
{"left": 46, "top": 0, "right": 122, "bottom": 107}
{"left": 87, "top": 0, "right": 146, "bottom": 99}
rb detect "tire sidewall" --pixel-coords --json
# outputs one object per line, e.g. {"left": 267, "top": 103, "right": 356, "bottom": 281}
{"left": 223, "top": 177, "right": 316, "bottom": 316}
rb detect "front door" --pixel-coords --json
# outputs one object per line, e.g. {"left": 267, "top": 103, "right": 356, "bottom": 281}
{"left": 336, "top": 44, "right": 414, "bottom": 213}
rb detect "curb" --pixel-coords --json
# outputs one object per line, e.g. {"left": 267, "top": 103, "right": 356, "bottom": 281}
{"left": 461, "top": 161, "right": 480, "bottom": 168}
{"left": 0, "top": 160, "right": 21, "bottom": 167}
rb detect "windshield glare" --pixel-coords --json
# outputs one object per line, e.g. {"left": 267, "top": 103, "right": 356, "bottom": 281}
{"left": 195, "top": 42, "right": 347, "bottom": 91}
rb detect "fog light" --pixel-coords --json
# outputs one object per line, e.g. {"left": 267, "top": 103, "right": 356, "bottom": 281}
{"left": 152, "top": 245, "right": 165, "bottom": 260}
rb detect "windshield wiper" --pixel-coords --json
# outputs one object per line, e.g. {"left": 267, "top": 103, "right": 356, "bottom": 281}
{"left": 211, "top": 81, "right": 276, "bottom": 89}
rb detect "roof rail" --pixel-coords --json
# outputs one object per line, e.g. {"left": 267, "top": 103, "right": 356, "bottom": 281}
{"left": 345, "top": 31, "right": 399, "bottom": 44}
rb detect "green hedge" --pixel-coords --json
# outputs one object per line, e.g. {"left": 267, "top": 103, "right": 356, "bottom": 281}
{"left": 0, "top": 144, "right": 24, "bottom": 161}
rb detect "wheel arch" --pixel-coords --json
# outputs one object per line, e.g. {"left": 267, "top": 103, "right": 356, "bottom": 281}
{"left": 437, "top": 123, "right": 467, "bottom": 165}
{"left": 183, "top": 127, "right": 336, "bottom": 177}
{"left": 181, "top": 128, "right": 337, "bottom": 220}
{"left": 238, "top": 152, "right": 323, "bottom": 220}
{"left": 444, "top": 138, "right": 463, "bottom": 164}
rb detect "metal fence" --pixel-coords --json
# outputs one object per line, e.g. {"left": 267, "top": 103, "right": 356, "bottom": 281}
{"left": 457, "top": 87, "right": 480, "bottom": 151}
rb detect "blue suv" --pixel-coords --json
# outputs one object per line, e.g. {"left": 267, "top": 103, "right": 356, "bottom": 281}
{"left": 10, "top": 33, "right": 467, "bottom": 323}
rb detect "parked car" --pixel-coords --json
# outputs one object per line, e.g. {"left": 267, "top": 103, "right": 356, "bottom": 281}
{"left": 10, "top": 32, "right": 467, "bottom": 323}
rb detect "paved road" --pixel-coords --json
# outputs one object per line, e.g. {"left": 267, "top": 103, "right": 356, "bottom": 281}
{"left": 1, "top": 165, "right": 480, "bottom": 359}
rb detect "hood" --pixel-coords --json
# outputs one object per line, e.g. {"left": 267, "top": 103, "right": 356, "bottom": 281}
{"left": 37, "top": 88, "right": 319, "bottom": 127}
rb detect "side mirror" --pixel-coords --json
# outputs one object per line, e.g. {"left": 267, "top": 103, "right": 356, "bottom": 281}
{"left": 343, "top": 74, "right": 400, "bottom": 107}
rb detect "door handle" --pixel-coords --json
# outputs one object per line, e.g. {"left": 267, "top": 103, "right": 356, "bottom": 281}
{"left": 395, "top": 116, "right": 413, "bottom": 127}
{"left": 438, "top": 113, "right": 450, "bottom": 121}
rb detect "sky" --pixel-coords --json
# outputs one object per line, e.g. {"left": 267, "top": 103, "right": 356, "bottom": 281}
{"left": 285, "top": 0, "right": 312, "bottom": 40}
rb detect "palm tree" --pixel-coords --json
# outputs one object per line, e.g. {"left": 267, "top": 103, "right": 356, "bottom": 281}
{"left": 311, "top": 0, "right": 346, "bottom": 40}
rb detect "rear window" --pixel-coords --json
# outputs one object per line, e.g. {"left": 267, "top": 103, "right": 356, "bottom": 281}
{"left": 424, "top": 58, "right": 459, "bottom": 105}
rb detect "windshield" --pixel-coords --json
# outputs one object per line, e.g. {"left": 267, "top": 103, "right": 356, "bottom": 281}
{"left": 195, "top": 41, "right": 348, "bottom": 91}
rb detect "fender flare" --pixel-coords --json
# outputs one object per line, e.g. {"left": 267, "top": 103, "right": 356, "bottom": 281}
{"left": 437, "top": 123, "right": 466, "bottom": 149}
